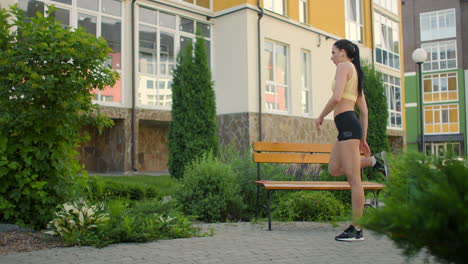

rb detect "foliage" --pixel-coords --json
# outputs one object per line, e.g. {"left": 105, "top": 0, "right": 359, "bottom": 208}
{"left": 273, "top": 191, "right": 346, "bottom": 222}
{"left": 359, "top": 64, "right": 390, "bottom": 180}
{"left": 0, "top": 6, "right": 117, "bottom": 228}
{"left": 360, "top": 63, "right": 390, "bottom": 153}
{"left": 168, "top": 33, "right": 218, "bottom": 179}
{"left": 87, "top": 176, "right": 160, "bottom": 201}
{"left": 218, "top": 143, "right": 293, "bottom": 220}
{"left": 47, "top": 197, "right": 200, "bottom": 248}
{"left": 361, "top": 153, "right": 468, "bottom": 264}
{"left": 45, "top": 198, "right": 109, "bottom": 246}
{"left": 176, "top": 153, "right": 244, "bottom": 222}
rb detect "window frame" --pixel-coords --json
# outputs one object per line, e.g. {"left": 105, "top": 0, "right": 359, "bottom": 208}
{"left": 420, "top": 8, "right": 456, "bottom": 42}
{"left": 421, "top": 40, "right": 457, "bottom": 72}
{"left": 374, "top": 12, "right": 400, "bottom": 70}
{"left": 136, "top": 4, "right": 212, "bottom": 109}
{"left": 345, "top": 0, "right": 364, "bottom": 44}
{"left": 18, "top": 0, "right": 125, "bottom": 106}
{"left": 382, "top": 74, "right": 402, "bottom": 129}
{"left": 299, "top": 0, "right": 308, "bottom": 24}
{"left": 264, "top": 0, "right": 287, "bottom": 16}
{"left": 264, "top": 40, "right": 290, "bottom": 113}
{"left": 300, "top": 50, "right": 312, "bottom": 115}
{"left": 424, "top": 104, "right": 459, "bottom": 135}
{"left": 422, "top": 72, "right": 458, "bottom": 103}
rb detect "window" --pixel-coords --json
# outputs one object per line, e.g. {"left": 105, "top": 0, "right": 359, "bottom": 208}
{"left": 345, "top": 0, "right": 363, "bottom": 43}
{"left": 421, "top": 40, "right": 457, "bottom": 72}
{"left": 264, "top": 41, "right": 289, "bottom": 112}
{"left": 375, "top": 12, "right": 400, "bottom": 69}
{"left": 423, "top": 72, "right": 458, "bottom": 103}
{"left": 19, "top": 0, "right": 123, "bottom": 104}
{"left": 382, "top": 74, "right": 402, "bottom": 129}
{"left": 138, "top": 6, "right": 211, "bottom": 108}
{"left": 424, "top": 104, "right": 459, "bottom": 134}
{"left": 425, "top": 142, "right": 461, "bottom": 157}
{"left": 299, "top": 0, "right": 308, "bottom": 24}
{"left": 373, "top": 0, "right": 398, "bottom": 14}
{"left": 181, "top": 0, "right": 210, "bottom": 9}
{"left": 264, "top": 0, "right": 286, "bottom": 15}
{"left": 420, "top": 9, "right": 456, "bottom": 41}
{"left": 301, "top": 50, "right": 311, "bottom": 114}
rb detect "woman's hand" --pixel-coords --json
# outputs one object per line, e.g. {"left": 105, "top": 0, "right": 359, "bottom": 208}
{"left": 360, "top": 140, "right": 371, "bottom": 157}
{"left": 315, "top": 116, "right": 324, "bottom": 132}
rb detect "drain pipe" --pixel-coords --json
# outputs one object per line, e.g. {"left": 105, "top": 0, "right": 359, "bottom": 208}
{"left": 255, "top": 0, "right": 264, "bottom": 221}
{"left": 131, "top": 0, "right": 137, "bottom": 171}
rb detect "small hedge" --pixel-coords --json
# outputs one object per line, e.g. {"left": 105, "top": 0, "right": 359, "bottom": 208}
{"left": 176, "top": 153, "right": 244, "bottom": 222}
{"left": 86, "top": 177, "right": 159, "bottom": 201}
{"left": 273, "top": 191, "right": 346, "bottom": 222}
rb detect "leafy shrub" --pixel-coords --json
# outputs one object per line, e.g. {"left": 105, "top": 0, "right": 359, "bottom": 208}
{"left": 86, "top": 177, "right": 159, "bottom": 201}
{"left": 93, "top": 198, "right": 198, "bottom": 247}
{"left": 176, "top": 153, "right": 244, "bottom": 222}
{"left": 361, "top": 153, "right": 468, "bottom": 264}
{"left": 45, "top": 198, "right": 109, "bottom": 246}
{"left": 218, "top": 144, "right": 293, "bottom": 220}
{"left": 48, "top": 197, "right": 200, "bottom": 248}
{"left": 0, "top": 6, "right": 116, "bottom": 228}
{"left": 273, "top": 191, "right": 346, "bottom": 222}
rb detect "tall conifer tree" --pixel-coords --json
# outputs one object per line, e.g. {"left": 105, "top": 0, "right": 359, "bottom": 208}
{"left": 168, "top": 34, "right": 218, "bottom": 179}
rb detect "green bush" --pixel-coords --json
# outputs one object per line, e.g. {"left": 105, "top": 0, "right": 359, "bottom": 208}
{"left": 53, "top": 197, "right": 199, "bottom": 248}
{"left": 176, "top": 153, "right": 244, "bottom": 222}
{"left": 86, "top": 177, "right": 159, "bottom": 201}
{"left": 218, "top": 144, "right": 292, "bottom": 220}
{"left": 361, "top": 153, "right": 468, "bottom": 264}
{"left": 169, "top": 33, "right": 218, "bottom": 179}
{"left": 0, "top": 6, "right": 117, "bottom": 228}
{"left": 273, "top": 191, "right": 346, "bottom": 222}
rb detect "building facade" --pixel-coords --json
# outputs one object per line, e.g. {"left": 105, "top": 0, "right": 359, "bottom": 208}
{"left": 11, "top": 0, "right": 405, "bottom": 173}
{"left": 403, "top": 0, "right": 467, "bottom": 156}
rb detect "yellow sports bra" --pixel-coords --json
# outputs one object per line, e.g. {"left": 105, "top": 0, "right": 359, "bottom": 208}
{"left": 331, "top": 65, "right": 358, "bottom": 102}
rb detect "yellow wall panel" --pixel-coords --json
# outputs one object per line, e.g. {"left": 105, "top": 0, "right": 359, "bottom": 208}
{"left": 309, "top": 0, "right": 345, "bottom": 38}
{"left": 288, "top": 0, "right": 299, "bottom": 21}
{"left": 425, "top": 125, "right": 434, "bottom": 133}
{"left": 449, "top": 124, "right": 459, "bottom": 132}
{"left": 214, "top": 0, "right": 255, "bottom": 12}
{"left": 362, "top": 0, "right": 372, "bottom": 47}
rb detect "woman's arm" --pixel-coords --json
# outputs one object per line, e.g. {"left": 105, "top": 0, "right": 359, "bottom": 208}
{"left": 356, "top": 92, "right": 370, "bottom": 156}
{"left": 315, "top": 64, "right": 347, "bottom": 130}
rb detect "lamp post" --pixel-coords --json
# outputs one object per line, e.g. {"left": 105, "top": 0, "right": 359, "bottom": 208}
{"left": 412, "top": 48, "right": 427, "bottom": 153}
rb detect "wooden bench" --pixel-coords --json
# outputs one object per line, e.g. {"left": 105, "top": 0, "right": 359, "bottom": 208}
{"left": 253, "top": 142, "right": 385, "bottom": 230}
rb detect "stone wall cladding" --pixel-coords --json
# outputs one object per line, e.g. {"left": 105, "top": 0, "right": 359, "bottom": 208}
{"left": 217, "top": 112, "right": 338, "bottom": 153}
{"left": 217, "top": 113, "right": 251, "bottom": 153}
{"left": 138, "top": 121, "right": 170, "bottom": 172}
{"left": 78, "top": 119, "right": 125, "bottom": 173}
{"left": 248, "top": 113, "right": 337, "bottom": 145}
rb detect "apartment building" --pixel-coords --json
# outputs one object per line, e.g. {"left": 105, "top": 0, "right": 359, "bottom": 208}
{"left": 11, "top": 0, "right": 405, "bottom": 172}
{"left": 403, "top": 0, "right": 467, "bottom": 156}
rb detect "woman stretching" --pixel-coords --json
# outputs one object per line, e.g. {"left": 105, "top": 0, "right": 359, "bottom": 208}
{"left": 315, "top": 39, "right": 388, "bottom": 242}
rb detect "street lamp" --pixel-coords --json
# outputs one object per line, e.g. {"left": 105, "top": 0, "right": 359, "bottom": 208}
{"left": 412, "top": 48, "right": 427, "bottom": 153}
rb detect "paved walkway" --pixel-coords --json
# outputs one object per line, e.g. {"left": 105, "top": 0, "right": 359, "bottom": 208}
{"left": 0, "top": 222, "right": 437, "bottom": 264}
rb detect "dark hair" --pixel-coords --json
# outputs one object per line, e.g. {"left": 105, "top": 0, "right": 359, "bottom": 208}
{"left": 333, "top": 39, "right": 363, "bottom": 96}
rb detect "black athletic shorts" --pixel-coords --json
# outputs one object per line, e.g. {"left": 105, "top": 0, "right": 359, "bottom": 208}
{"left": 334, "top": 111, "right": 362, "bottom": 141}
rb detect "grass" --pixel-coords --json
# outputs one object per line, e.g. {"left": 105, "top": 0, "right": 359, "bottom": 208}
{"left": 94, "top": 175, "right": 178, "bottom": 198}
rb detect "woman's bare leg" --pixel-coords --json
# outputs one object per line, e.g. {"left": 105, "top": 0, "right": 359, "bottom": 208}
{"left": 336, "top": 140, "right": 364, "bottom": 227}
{"left": 329, "top": 141, "right": 373, "bottom": 177}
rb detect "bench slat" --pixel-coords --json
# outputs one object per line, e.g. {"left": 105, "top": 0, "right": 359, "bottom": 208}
{"left": 254, "top": 153, "right": 330, "bottom": 164}
{"left": 253, "top": 142, "right": 333, "bottom": 153}
{"left": 255, "top": 180, "right": 384, "bottom": 190}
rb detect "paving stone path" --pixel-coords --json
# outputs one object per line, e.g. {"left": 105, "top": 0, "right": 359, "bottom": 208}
{"left": 0, "top": 222, "right": 437, "bottom": 264}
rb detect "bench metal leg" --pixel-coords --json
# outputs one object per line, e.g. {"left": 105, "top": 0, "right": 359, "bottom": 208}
{"left": 267, "top": 190, "right": 272, "bottom": 231}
